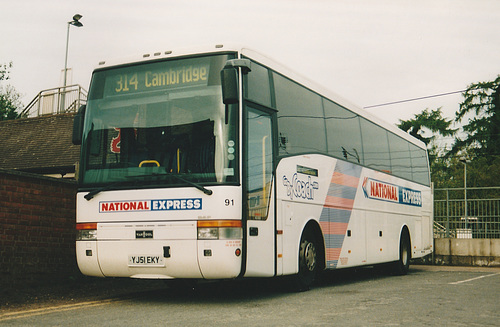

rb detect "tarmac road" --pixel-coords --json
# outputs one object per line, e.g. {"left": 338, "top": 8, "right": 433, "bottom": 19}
{"left": 1, "top": 265, "right": 499, "bottom": 326}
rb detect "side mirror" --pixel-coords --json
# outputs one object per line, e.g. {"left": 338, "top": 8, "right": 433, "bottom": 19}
{"left": 72, "top": 105, "right": 86, "bottom": 145}
{"left": 221, "top": 66, "right": 239, "bottom": 105}
{"left": 220, "top": 59, "right": 251, "bottom": 105}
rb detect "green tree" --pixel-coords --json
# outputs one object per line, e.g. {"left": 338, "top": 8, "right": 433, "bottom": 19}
{"left": 397, "top": 108, "right": 457, "bottom": 169}
{"left": 451, "top": 75, "right": 500, "bottom": 162}
{"left": 399, "top": 77, "right": 500, "bottom": 190}
{"left": 0, "top": 61, "right": 22, "bottom": 121}
{"left": 398, "top": 108, "right": 457, "bottom": 145}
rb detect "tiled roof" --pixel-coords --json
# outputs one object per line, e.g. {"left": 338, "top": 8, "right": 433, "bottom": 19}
{"left": 0, "top": 113, "right": 80, "bottom": 173}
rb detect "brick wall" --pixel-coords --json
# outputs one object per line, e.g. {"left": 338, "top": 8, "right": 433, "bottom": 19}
{"left": 0, "top": 169, "right": 78, "bottom": 287}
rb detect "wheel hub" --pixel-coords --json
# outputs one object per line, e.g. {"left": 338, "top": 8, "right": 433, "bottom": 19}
{"left": 304, "top": 242, "right": 316, "bottom": 271}
{"left": 402, "top": 246, "right": 408, "bottom": 265}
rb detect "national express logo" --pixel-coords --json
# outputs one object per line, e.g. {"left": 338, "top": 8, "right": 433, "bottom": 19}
{"left": 362, "top": 177, "right": 422, "bottom": 207}
{"left": 99, "top": 198, "right": 202, "bottom": 213}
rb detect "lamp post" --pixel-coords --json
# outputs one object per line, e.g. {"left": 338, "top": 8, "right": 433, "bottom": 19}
{"left": 459, "top": 158, "right": 469, "bottom": 233}
{"left": 61, "top": 14, "right": 83, "bottom": 113}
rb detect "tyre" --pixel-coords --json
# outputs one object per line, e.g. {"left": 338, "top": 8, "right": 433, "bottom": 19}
{"left": 293, "top": 229, "right": 318, "bottom": 291}
{"left": 393, "top": 231, "right": 410, "bottom": 275}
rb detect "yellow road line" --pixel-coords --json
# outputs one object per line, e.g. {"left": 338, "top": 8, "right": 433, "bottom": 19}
{"left": 0, "top": 298, "right": 127, "bottom": 322}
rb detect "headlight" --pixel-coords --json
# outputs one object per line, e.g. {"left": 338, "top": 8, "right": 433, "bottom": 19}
{"left": 76, "top": 223, "right": 97, "bottom": 241}
{"left": 197, "top": 220, "right": 242, "bottom": 240}
{"left": 77, "top": 229, "right": 97, "bottom": 241}
{"left": 197, "top": 227, "right": 219, "bottom": 240}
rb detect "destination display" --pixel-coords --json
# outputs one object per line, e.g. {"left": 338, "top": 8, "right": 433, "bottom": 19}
{"left": 103, "top": 60, "right": 210, "bottom": 97}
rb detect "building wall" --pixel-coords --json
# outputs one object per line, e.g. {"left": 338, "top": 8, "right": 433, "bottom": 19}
{"left": 0, "top": 169, "right": 78, "bottom": 287}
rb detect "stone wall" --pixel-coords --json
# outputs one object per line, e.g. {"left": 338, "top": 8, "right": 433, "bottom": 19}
{"left": 433, "top": 238, "right": 500, "bottom": 267}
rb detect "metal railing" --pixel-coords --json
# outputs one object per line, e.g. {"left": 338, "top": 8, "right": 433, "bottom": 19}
{"left": 434, "top": 187, "right": 500, "bottom": 239}
{"left": 21, "top": 84, "right": 87, "bottom": 118}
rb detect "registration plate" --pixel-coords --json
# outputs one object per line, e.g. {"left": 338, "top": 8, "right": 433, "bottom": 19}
{"left": 128, "top": 255, "right": 164, "bottom": 267}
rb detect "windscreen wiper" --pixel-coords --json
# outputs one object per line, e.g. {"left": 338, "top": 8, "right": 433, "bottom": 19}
{"left": 84, "top": 180, "right": 132, "bottom": 201}
{"left": 84, "top": 175, "right": 151, "bottom": 200}
{"left": 150, "top": 172, "right": 213, "bottom": 196}
{"left": 83, "top": 173, "right": 213, "bottom": 201}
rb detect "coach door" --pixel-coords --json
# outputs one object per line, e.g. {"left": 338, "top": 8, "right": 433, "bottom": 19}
{"left": 244, "top": 106, "right": 276, "bottom": 277}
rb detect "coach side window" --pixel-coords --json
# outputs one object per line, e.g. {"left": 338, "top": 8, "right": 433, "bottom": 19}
{"left": 409, "top": 143, "right": 430, "bottom": 186}
{"left": 243, "top": 60, "right": 272, "bottom": 107}
{"left": 273, "top": 73, "right": 326, "bottom": 155}
{"left": 388, "top": 132, "right": 412, "bottom": 180}
{"left": 323, "top": 99, "right": 363, "bottom": 164}
{"left": 360, "top": 119, "right": 391, "bottom": 173}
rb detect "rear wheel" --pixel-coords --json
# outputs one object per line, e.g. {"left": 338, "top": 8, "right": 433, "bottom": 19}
{"left": 293, "top": 230, "right": 318, "bottom": 291}
{"left": 394, "top": 231, "right": 410, "bottom": 275}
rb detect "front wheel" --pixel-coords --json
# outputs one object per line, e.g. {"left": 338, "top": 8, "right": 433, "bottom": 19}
{"left": 293, "top": 230, "right": 318, "bottom": 291}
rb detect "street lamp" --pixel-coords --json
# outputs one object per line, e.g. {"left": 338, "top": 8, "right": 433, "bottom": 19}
{"left": 459, "top": 158, "right": 469, "bottom": 233}
{"left": 61, "top": 14, "right": 83, "bottom": 112}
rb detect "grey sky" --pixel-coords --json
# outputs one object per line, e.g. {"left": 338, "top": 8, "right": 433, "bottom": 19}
{"left": 2, "top": 0, "right": 499, "bottom": 149}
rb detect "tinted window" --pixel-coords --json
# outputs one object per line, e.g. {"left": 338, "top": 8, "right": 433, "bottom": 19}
{"left": 410, "top": 143, "right": 430, "bottom": 185}
{"left": 244, "top": 61, "right": 272, "bottom": 107}
{"left": 360, "top": 118, "right": 391, "bottom": 173}
{"left": 81, "top": 54, "right": 237, "bottom": 187}
{"left": 324, "top": 99, "right": 362, "bottom": 164}
{"left": 246, "top": 108, "right": 273, "bottom": 220}
{"left": 388, "top": 132, "right": 412, "bottom": 180}
{"left": 273, "top": 73, "right": 326, "bottom": 155}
